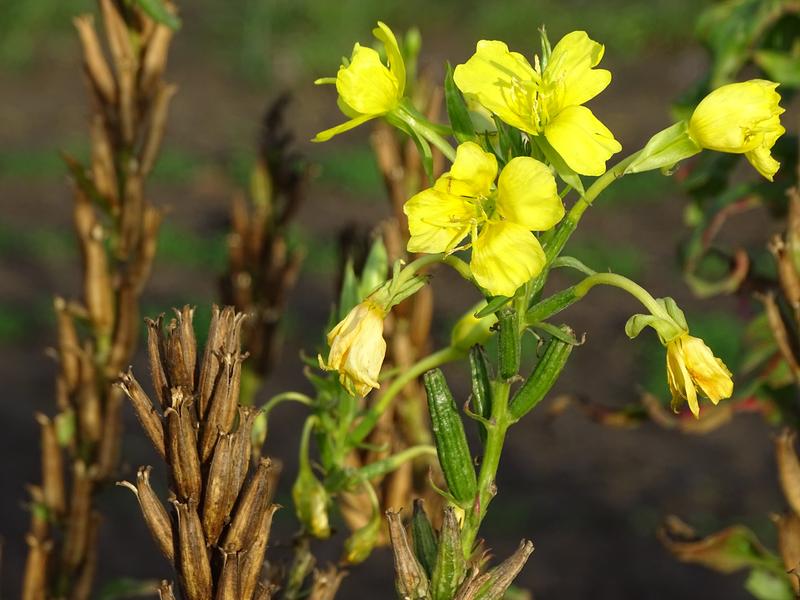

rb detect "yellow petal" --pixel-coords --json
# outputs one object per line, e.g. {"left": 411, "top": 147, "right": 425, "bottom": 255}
{"left": 453, "top": 40, "right": 539, "bottom": 133}
{"left": 313, "top": 114, "right": 376, "bottom": 142}
{"left": 437, "top": 141, "right": 498, "bottom": 198}
{"left": 544, "top": 105, "right": 621, "bottom": 176}
{"left": 745, "top": 146, "right": 781, "bottom": 181}
{"left": 544, "top": 31, "right": 611, "bottom": 108}
{"left": 470, "top": 221, "right": 546, "bottom": 297}
{"left": 404, "top": 188, "right": 471, "bottom": 254}
{"left": 373, "top": 22, "right": 405, "bottom": 97}
{"left": 337, "top": 44, "right": 400, "bottom": 116}
{"left": 681, "top": 336, "right": 733, "bottom": 403}
{"left": 496, "top": 157, "right": 564, "bottom": 231}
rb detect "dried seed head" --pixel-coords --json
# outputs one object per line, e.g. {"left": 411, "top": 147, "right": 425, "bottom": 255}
{"left": 474, "top": 540, "right": 534, "bottom": 600}
{"left": 224, "top": 458, "right": 274, "bottom": 552}
{"left": 201, "top": 432, "right": 238, "bottom": 546}
{"left": 72, "top": 15, "right": 116, "bottom": 104}
{"left": 239, "top": 504, "right": 280, "bottom": 600}
{"left": 166, "top": 389, "right": 202, "bottom": 501}
{"left": 141, "top": 83, "right": 177, "bottom": 176}
{"left": 146, "top": 316, "right": 170, "bottom": 409}
{"left": 308, "top": 566, "right": 346, "bottom": 600}
{"left": 776, "top": 429, "right": 800, "bottom": 517}
{"left": 62, "top": 461, "right": 95, "bottom": 570}
{"left": 36, "top": 413, "right": 65, "bottom": 517}
{"left": 172, "top": 499, "right": 213, "bottom": 600}
{"left": 200, "top": 351, "right": 244, "bottom": 461}
{"left": 117, "top": 368, "right": 166, "bottom": 459}
{"left": 118, "top": 466, "right": 174, "bottom": 561}
{"left": 386, "top": 510, "right": 430, "bottom": 599}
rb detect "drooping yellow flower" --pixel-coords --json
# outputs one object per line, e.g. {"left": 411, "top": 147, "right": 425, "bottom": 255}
{"left": 313, "top": 22, "right": 405, "bottom": 142}
{"left": 666, "top": 334, "right": 733, "bottom": 418}
{"left": 321, "top": 300, "right": 387, "bottom": 397}
{"left": 453, "top": 31, "right": 621, "bottom": 176}
{"left": 403, "top": 141, "right": 564, "bottom": 297}
{"left": 688, "top": 80, "right": 785, "bottom": 180}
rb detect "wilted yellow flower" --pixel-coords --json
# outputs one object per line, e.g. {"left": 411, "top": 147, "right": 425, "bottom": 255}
{"left": 403, "top": 141, "right": 564, "bottom": 297}
{"left": 314, "top": 22, "right": 405, "bottom": 142}
{"left": 666, "top": 334, "right": 733, "bottom": 418}
{"left": 321, "top": 300, "right": 387, "bottom": 397}
{"left": 453, "top": 31, "right": 621, "bottom": 176}
{"left": 688, "top": 80, "right": 785, "bottom": 180}
{"left": 292, "top": 466, "right": 331, "bottom": 539}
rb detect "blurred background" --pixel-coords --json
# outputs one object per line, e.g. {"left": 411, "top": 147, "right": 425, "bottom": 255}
{"left": 0, "top": 0, "right": 787, "bottom": 598}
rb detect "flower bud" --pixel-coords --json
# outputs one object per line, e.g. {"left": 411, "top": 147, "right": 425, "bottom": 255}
{"left": 688, "top": 79, "right": 785, "bottom": 180}
{"left": 450, "top": 301, "right": 497, "bottom": 352}
{"left": 292, "top": 467, "right": 330, "bottom": 539}
{"left": 666, "top": 334, "right": 733, "bottom": 418}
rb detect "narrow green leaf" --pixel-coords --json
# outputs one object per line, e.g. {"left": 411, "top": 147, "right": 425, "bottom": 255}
{"left": 133, "top": 0, "right": 181, "bottom": 30}
{"left": 445, "top": 63, "right": 476, "bottom": 144}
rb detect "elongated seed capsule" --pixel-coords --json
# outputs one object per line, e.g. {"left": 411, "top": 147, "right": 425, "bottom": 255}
{"left": 54, "top": 297, "right": 80, "bottom": 393}
{"left": 117, "top": 368, "right": 165, "bottom": 459}
{"left": 84, "top": 223, "right": 115, "bottom": 337}
{"left": 508, "top": 330, "right": 573, "bottom": 422}
{"left": 197, "top": 306, "right": 227, "bottom": 418}
{"left": 130, "top": 206, "right": 163, "bottom": 293}
{"left": 141, "top": 83, "right": 177, "bottom": 177}
{"left": 158, "top": 581, "right": 176, "bottom": 600}
{"left": 173, "top": 499, "right": 213, "bottom": 600}
{"left": 26, "top": 486, "right": 49, "bottom": 540}
{"left": 239, "top": 504, "right": 279, "bottom": 600}
{"left": 453, "top": 567, "right": 489, "bottom": 600}
{"left": 63, "top": 462, "right": 93, "bottom": 569}
{"left": 424, "top": 369, "right": 477, "bottom": 506}
{"left": 478, "top": 540, "right": 534, "bottom": 600}
{"left": 774, "top": 512, "right": 800, "bottom": 593}
{"left": 117, "top": 466, "right": 174, "bottom": 561}
{"left": 108, "top": 282, "right": 138, "bottom": 376}
{"left": 177, "top": 306, "right": 197, "bottom": 391}
{"left": 140, "top": 21, "right": 173, "bottom": 97}
{"left": 22, "top": 535, "right": 52, "bottom": 600}
{"left": 308, "top": 565, "right": 346, "bottom": 600}
{"left": 166, "top": 390, "right": 202, "bottom": 501}
{"left": 97, "top": 386, "right": 124, "bottom": 479}
{"left": 72, "top": 15, "right": 116, "bottom": 104}
{"left": 231, "top": 406, "right": 257, "bottom": 491}
{"left": 432, "top": 507, "right": 466, "bottom": 600}
{"left": 253, "top": 582, "right": 276, "bottom": 600}
{"left": 200, "top": 352, "right": 242, "bottom": 461}
{"left": 71, "top": 512, "right": 100, "bottom": 600}
{"left": 77, "top": 344, "right": 103, "bottom": 444}
{"left": 201, "top": 432, "right": 237, "bottom": 545}
{"left": 145, "top": 316, "right": 170, "bottom": 408}
{"left": 36, "top": 413, "right": 65, "bottom": 516}
{"left": 165, "top": 319, "right": 191, "bottom": 391}
{"left": 776, "top": 429, "right": 800, "bottom": 517}
{"left": 386, "top": 510, "right": 430, "bottom": 599}
{"left": 216, "top": 549, "right": 241, "bottom": 600}
{"left": 224, "top": 458, "right": 273, "bottom": 552}
{"left": 468, "top": 346, "right": 492, "bottom": 444}
{"left": 497, "top": 308, "right": 520, "bottom": 380}
{"left": 88, "top": 112, "right": 118, "bottom": 207}
{"left": 411, "top": 500, "right": 438, "bottom": 579}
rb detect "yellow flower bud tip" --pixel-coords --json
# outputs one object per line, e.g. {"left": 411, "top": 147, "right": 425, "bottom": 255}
{"left": 688, "top": 79, "right": 785, "bottom": 180}
{"left": 404, "top": 141, "right": 563, "bottom": 297}
{"left": 453, "top": 31, "right": 620, "bottom": 175}
{"left": 321, "top": 300, "right": 387, "bottom": 397}
{"left": 665, "top": 334, "right": 733, "bottom": 419}
{"left": 313, "top": 22, "right": 406, "bottom": 142}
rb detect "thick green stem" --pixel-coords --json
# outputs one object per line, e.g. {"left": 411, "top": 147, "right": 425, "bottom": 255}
{"left": 349, "top": 346, "right": 464, "bottom": 445}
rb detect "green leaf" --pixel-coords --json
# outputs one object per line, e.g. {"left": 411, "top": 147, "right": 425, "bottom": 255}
{"left": 475, "top": 295, "right": 511, "bottom": 318}
{"left": 744, "top": 568, "right": 795, "bottom": 600}
{"left": 338, "top": 259, "right": 359, "bottom": 320}
{"left": 444, "top": 63, "right": 476, "bottom": 144}
{"left": 529, "top": 321, "right": 580, "bottom": 345}
{"left": 132, "top": 0, "right": 181, "bottom": 30}
{"left": 754, "top": 50, "right": 800, "bottom": 88}
{"left": 358, "top": 237, "right": 388, "bottom": 299}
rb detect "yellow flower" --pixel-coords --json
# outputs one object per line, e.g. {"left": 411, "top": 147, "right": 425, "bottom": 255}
{"left": 403, "top": 141, "right": 564, "bottom": 297}
{"left": 321, "top": 300, "right": 387, "bottom": 397}
{"left": 688, "top": 80, "right": 785, "bottom": 180}
{"left": 666, "top": 334, "right": 733, "bottom": 418}
{"left": 453, "top": 31, "right": 621, "bottom": 176}
{"left": 313, "top": 22, "right": 405, "bottom": 142}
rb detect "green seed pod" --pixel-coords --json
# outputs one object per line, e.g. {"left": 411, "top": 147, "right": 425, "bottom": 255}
{"left": 412, "top": 500, "right": 438, "bottom": 579}
{"left": 509, "top": 328, "right": 573, "bottom": 421}
{"left": 424, "top": 369, "right": 477, "bottom": 507}
{"left": 497, "top": 308, "right": 520, "bottom": 380}
{"left": 431, "top": 507, "right": 466, "bottom": 600}
{"left": 468, "top": 346, "right": 492, "bottom": 444}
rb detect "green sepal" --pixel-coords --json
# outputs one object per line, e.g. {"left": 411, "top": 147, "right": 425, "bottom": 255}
{"left": 431, "top": 507, "right": 467, "bottom": 600}
{"left": 468, "top": 346, "right": 492, "bottom": 444}
{"left": 412, "top": 500, "right": 439, "bottom": 579}
{"left": 475, "top": 295, "right": 512, "bottom": 318}
{"left": 358, "top": 237, "right": 389, "bottom": 299}
{"left": 498, "top": 308, "right": 521, "bottom": 380}
{"left": 131, "top": 0, "right": 181, "bottom": 30}
{"left": 529, "top": 321, "right": 580, "bottom": 345}
{"left": 445, "top": 63, "right": 476, "bottom": 144}
{"left": 338, "top": 258, "right": 360, "bottom": 320}
{"left": 625, "top": 121, "right": 701, "bottom": 175}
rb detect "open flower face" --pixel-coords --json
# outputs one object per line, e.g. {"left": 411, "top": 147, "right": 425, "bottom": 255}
{"left": 688, "top": 79, "right": 785, "bottom": 180}
{"left": 322, "top": 300, "right": 387, "bottom": 397}
{"left": 404, "top": 142, "right": 564, "bottom": 297}
{"left": 666, "top": 334, "right": 733, "bottom": 418}
{"left": 313, "top": 22, "right": 405, "bottom": 142}
{"left": 453, "top": 31, "right": 621, "bottom": 176}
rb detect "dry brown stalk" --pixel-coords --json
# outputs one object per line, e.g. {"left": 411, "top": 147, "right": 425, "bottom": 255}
{"left": 118, "top": 306, "right": 281, "bottom": 599}
{"left": 22, "top": 1, "right": 178, "bottom": 598}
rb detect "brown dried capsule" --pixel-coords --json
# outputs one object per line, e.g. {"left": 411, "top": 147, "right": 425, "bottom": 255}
{"left": 774, "top": 512, "right": 800, "bottom": 592}
{"left": 89, "top": 113, "right": 118, "bottom": 207}
{"left": 165, "top": 319, "right": 192, "bottom": 392}
{"left": 216, "top": 549, "right": 241, "bottom": 600}
{"left": 231, "top": 406, "right": 258, "bottom": 490}
{"left": 158, "top": 581, "right": 176, "bottom": 600}
{"left": 108, "top": 282, "right": 139, "bottom": 377}
{"left": 776, "top": 429, "right": 800, "bottom": 517}
{"left": 141, "top": 83, "right": 177, "bottom": 176}
{"left": 26, "top": 486, "right": 49, "bottom": 541}
{"left": 197, "top": 306, "right": 232, "bottom": 417}
{"left": 475, "top": 540, "right": 534, "bottom": 600}
{"left": 130, "top": 206, "right": 163, "bottom": 293}
{"left": 239, "top": 504, "right": 280, "bottom": 600}
{"left": 119, "top": 170, "right": 144, "bottom": 258}
{"left": 36, "top": 413, "right": 65, "bottom": 516}
{"left": 308, "top": 566, "right": 346, "bottom": 600}
{"left": 145, "top": 316, "right": 170, "bottom": 409}
{"left": 97, "top": 386, "right": 125, "bottom": 479}
{"left": 224, "top": 458, "right": 273, "bottom": 552}
{"left": 172, "top": 499, "right": 213, "bottom": 600}
{"left": 62, "top": 462, "right": 94, "bottom": 570}
{"left": 71, "top": 513, "right": 100, "bottom": 600}
{"left": 166, "top": 390, "right": 202, "bottom": 501}
{"left": 140, "top": 23, "right": 173, "bottom": 97}
{"left": 54, "top": 297, "right": 80, "bottom": 393}
{"left": 253, "top": 582, "right": 278, "bottom": 600}
{"left": 176, "top": 305, "right": 197, "bottom": 389}
{"left": 84, "top": 223, "right": 115, "bottom": 337}
{"left": 72, "top": 15, "right": 116, "bottom": 104}
{"left": 117, "top": 368, "right": 166, "bottom": 459}
{"left": 386, "top": 510, "right": 430, "bottom": 599}
{"left": 22, "top": 535, "right": 52, "bottom": 600}
{"left": 118, "top": 466, "right": 174, "bottom": 561}
{"left": 200, "top": 352, "right": 243, "bottom": 461}
{"left": 201, "top": 432, "right": 238, "bottom": 546}
{"left": 77, "top": 345, "right": 103, "bottom": 445}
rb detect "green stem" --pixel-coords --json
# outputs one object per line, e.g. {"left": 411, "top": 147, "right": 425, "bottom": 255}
{"left": 298, "top": 415, "right": 319, "bottom": 473}
{"left": 351, "top": 444, "right": 437, "bottom": 483}
{"left": 396, "top": 104, "right": 457, "bottom": 162}
{"left": 442, "top": 254, "right": 474, "bottom": 283}
{"left": 461, "top": 381, "right": 511, "bottom": 558}
{"left": 349, "top": 346, "right": 464, "bottom": 445}
{"left": 261, "top": 391, "right": 314, "bottom": 417}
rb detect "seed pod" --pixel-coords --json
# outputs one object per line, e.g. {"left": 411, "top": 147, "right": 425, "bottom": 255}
{"left": 119, "top": 170, "right": 144, "bottom": 259}
{"left": 72, "top": 15, "right": 116, "bottom": 104}
{"left": 386, "top": 510, "right": 430, "bottom": 599}
{"left": 232, "top": 407, "right": 257, "bottom": 488}
{"left": 71, "top": 512, "right": 100, "bottom": 600}
{"left": 22, "top": 534, "right": 52, "bottom": 600}
{"left": 89, "top": 113, "right": 118, "bottom": 207}
{"left": 224, "top": 458, "right": 273, "bottom": 552}
{"left": 453, "top": 567, "right": 489, "bottom": 600}
{"left": 77, "top": 343, "right": 103, "bottom": 444}
{"left": 509, "top": 330, "right": 573, "bottom": 422}
{"left": 475, "top": 540, "right": 534, "bottom": 600}
{"left": 424, "top": 369, "right": 477, "bottom": 507}
{"left": 283, "top": 539, "right": 316, "bottom": 599}
{"left": 26, "top": 486, "right": 49, "bottom": 541}
{"left": 141, "top": 83, "right": 177, "bottom": 176}
{"left": 62, "top": 462, "right": 94, "bottom": 570}
{"left": 166, "top": 390, "right": 202, "bottom": 501}
{"left": 130, "top": 206, "right": 163, "bottom": 293}
{"left": 468, "top": 346, "right": 492, "bottom": 444}
{"left": 776, "top": 429, "right": 800, "bottom": 517}
{"left": 253, "top": 582, "right": 277, "bottom": 600}
{"left": 431, "top": 507, "right": 466, "bottom": 599}
{"left": 84, "top": 223, "right": 114, "bottom": 337}
{"left": 54, "top": 297, "right": 80, "bottom": 393}
{"left": 308, "top": 566, "right": 346, "bottom": 600}
{"left": 117, "top": 368, "right": 166, "bottom": 459}
{"left": 140, "top": 23, "right": 173, "bottom": 97}
{"left": 774, "top": 512, "right": 800, "bottom": 592}
{"left": 164, "top": 319, "right": 192, "bottom": 392}
{"left": 117, "top": 466, "right": 174, "bottom": 561}
{"left": 97, "top": 379, "right": 124, "bottom": 479}
{"left": 239, "top": 504, "right": 279, "bottom": 600}
{"left": 497, "top": 308, "right": 520, "bottom": 380}
{"left": 197, "top": 306, "right": 227, "bottom": 417}
{"left": 412, "top": 500, "right": 438, "bottom": 579}
{"left": 292, "top": 465, "right": 331, "bottom": 539}
{"left": 200, "top": 352, "right": 243, "bottom": 461}
{"left": 36, "top": 413, "right": 65, "bottom": 516}
{"left": 201, "top": 432, "right": 238, "bottom": 545}
{"left": 216, "top": 549, "right": 241, "bottom": 600}
{"left": 176, "top": 306, "right": 197, "bottom": 391}
{"left": 108, "top": 282, "right": 139, "bottom": 376}
{"left": 158, "top": 581, "right": 176, "bottom": 600}
{"left": 173, "top": 499, "right": 213, "bottom": 600}
{"left": 146, "top": 316, "right": 170, "bottom": 409}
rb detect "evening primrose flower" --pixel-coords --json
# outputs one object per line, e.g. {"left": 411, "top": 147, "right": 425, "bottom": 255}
{"left": 313, "top": 22, "right": 405, "bottom": 142}
{"left": 689, "top": 80, "right": 785, "bottom": 180}
{"left": 403, "top": 141, "right": 564, "bottom": 297}
{"left": 453, "top": 31, "right": 621, "bottom": 176}
{"left": 666, "top": 334, "right": 733, "bottom": 418}
{"left": 321, "top": 300, "right": 387, "bottom": 397}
